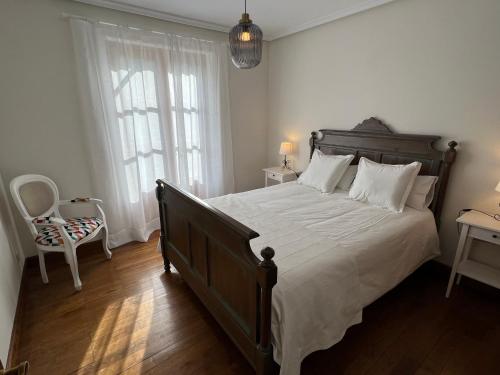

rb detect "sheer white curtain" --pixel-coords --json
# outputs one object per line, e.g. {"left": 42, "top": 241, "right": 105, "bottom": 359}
{"left": 70, "top": 19, "right": 234, "bottom": 247}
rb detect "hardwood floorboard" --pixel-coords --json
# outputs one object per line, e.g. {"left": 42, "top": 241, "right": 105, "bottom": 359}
{"left": 12, "top": 232, "right": 500, "bottom": 374}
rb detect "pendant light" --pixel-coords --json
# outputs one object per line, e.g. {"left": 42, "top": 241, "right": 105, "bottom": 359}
{"left": 229, "top": 0, "right": 263, "bottom": 69}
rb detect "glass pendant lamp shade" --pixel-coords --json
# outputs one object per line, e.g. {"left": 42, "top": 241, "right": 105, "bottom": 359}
{"left": 229, "top": 2, "right": 263, "bottom": 69}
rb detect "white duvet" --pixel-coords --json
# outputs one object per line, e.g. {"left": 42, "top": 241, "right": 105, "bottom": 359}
{"left": 206, "top": 182, "right": 439, "bottom": 375}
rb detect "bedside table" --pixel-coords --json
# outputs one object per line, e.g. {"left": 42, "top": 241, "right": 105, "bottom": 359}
{"left": 263, "top": 167, "right": 297, "bottom": 187}
{"left": 446, "top": 210, "right": 500, "bottom": 297}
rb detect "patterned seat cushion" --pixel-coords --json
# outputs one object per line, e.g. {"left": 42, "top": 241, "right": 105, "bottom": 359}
{"left": 35, "top": 217, "right": 103, "bottom": 247}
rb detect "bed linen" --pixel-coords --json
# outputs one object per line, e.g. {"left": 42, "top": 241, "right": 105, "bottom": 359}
{"left": 206, "top": 182, "right": 440, "bottom": 375}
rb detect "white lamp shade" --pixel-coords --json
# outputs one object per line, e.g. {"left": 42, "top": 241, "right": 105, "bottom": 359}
{"left": 279, "top": 142, "right": 293, "bottom": 156}
{"left": 496, "top": 181, "right": 500, "bottom": 193}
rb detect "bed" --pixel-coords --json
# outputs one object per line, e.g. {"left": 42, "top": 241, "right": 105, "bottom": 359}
{"left": 155, "top": 118, "right": 457, "bottom": 375}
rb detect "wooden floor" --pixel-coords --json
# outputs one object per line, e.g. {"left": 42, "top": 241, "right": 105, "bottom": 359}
{"left": 13, "top": 233, "right": 500, "bottom": 375}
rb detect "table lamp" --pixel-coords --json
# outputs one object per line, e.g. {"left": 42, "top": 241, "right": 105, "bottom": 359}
{"left": 279, "top": 142, "right": 293, "bottom": 169}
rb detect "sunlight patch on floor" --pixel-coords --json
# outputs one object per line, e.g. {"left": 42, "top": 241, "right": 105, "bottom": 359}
{"left": 84, "top": 290, "right": 155, "bottom": 373}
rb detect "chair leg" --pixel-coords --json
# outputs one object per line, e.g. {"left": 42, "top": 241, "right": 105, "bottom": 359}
{"left": 38, "top": 251, "right": 49, "bottom": 284}
{"left": 66, "top": 247, "right": 82, "bottom": 291}
{"left": 102, "top": 227, "right": 112, "bottom": 260}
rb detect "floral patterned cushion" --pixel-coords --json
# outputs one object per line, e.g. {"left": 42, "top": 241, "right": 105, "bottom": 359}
{"left": 35, "top": 217, "right": 103, "bottom": 247}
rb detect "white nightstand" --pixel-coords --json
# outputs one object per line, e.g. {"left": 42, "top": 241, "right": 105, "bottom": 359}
{"left": 446, "top": 210, "right": 500, "bottom": 297}
{"left": 263, "top": 167, "right": 297, "bottom": 187}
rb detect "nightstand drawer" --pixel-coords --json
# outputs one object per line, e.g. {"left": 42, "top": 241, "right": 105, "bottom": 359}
{"left": 469, "top": 226, "right": 500, "bottom": 246}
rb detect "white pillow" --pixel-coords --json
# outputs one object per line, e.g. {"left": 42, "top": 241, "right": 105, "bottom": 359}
{"left": 337, "top": 165, "right": 358, "bottom": 191}
{"left": 406, "top": 175, "right": 438, "bottom": 210}
{"left": 349, "top": 157, "right": 422, "bottom": 213}
{"left": 298, "top": 150, "right": 354, "bottom": 193}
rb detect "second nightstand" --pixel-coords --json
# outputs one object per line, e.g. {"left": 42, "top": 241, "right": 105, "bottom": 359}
{"left": 446, "top": 210, "right": 500, "bottom": 297}
{"left": 263, "top": 167, "right": 297, "bottom": 187}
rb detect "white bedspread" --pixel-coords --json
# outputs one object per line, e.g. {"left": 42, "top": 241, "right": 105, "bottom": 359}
{"left": 206, "top": 182, "right": 439, "bottom": 375}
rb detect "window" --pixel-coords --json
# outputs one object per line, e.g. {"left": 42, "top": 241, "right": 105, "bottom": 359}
{"left": 107, "top": 41, "right": 211, "bottom": 202}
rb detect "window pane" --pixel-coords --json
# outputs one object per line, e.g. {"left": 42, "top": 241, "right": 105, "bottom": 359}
{"left": 153, "top": 153, "right": 165, "bottom": 180}
{"left": 148, "top": 111, "right": 162, "bottom": 151}
{"left": 125, "top": 161, "right": 139, "bottom": 203}
{"left": 118, "top": 115, "right": 137, "bottom": 161}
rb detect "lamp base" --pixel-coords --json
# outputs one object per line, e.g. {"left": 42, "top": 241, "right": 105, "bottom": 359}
{"left": 282, "top": 157, "right": 291, "bottom": 170}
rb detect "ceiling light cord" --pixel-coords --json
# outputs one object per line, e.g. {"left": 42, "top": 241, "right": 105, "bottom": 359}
{"left": 245, "top": 0, "right": 247, "bottom": 14}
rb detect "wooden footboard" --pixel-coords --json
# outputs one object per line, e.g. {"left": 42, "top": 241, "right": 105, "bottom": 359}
{"left": 156, "top": 180, "right": 278, "bottom": 375}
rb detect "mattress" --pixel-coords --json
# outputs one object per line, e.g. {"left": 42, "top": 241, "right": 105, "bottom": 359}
{"left": 207, "top": 182, "right": 439, "bottom": 375}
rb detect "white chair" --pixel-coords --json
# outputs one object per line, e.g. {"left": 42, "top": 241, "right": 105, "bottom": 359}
{"left": 10, "top": 174, "right": 111, "bottom": 290}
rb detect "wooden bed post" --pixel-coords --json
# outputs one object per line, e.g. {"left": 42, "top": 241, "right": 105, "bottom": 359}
{"left": 155, "top": 180, "right": 171, "bottom": 272}
{"left": 256, "top": 247, "right": 278, "bottom": 375}
{"left": 434, "top": 141, "right": 458, "bottom": 227}
{"left": 309, "top": 131, "right": 318, "bottom": 160}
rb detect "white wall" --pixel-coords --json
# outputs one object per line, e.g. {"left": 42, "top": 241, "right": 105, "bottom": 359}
{"left": 267, "top": 0, "right": 500, "bottom": 265}
{"left": 0, "top": 0, "right": 268, "bottom": 257}
{"left": 0, "top": 174, "right": 23, "bottom": 366}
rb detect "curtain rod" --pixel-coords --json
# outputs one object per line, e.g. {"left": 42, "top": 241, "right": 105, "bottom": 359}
{"left": 60, "top": 12, "right": 225, "bottom": 44}
{"left": 61, "top": 12, "right": 168, "bottom": 35}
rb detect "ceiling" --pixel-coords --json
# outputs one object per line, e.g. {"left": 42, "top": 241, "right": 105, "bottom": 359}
{"left": 76, "top": 0, "right": 396, "bottom": 41}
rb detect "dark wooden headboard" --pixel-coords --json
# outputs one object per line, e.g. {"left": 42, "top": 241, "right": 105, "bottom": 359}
{"left": 309, "top": 117, "right": 457, "bottom": 226}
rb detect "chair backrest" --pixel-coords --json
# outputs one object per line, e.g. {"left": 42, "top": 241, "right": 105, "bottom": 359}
{"left": 10, "top": 174, "right": 60, "bottom": 237}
